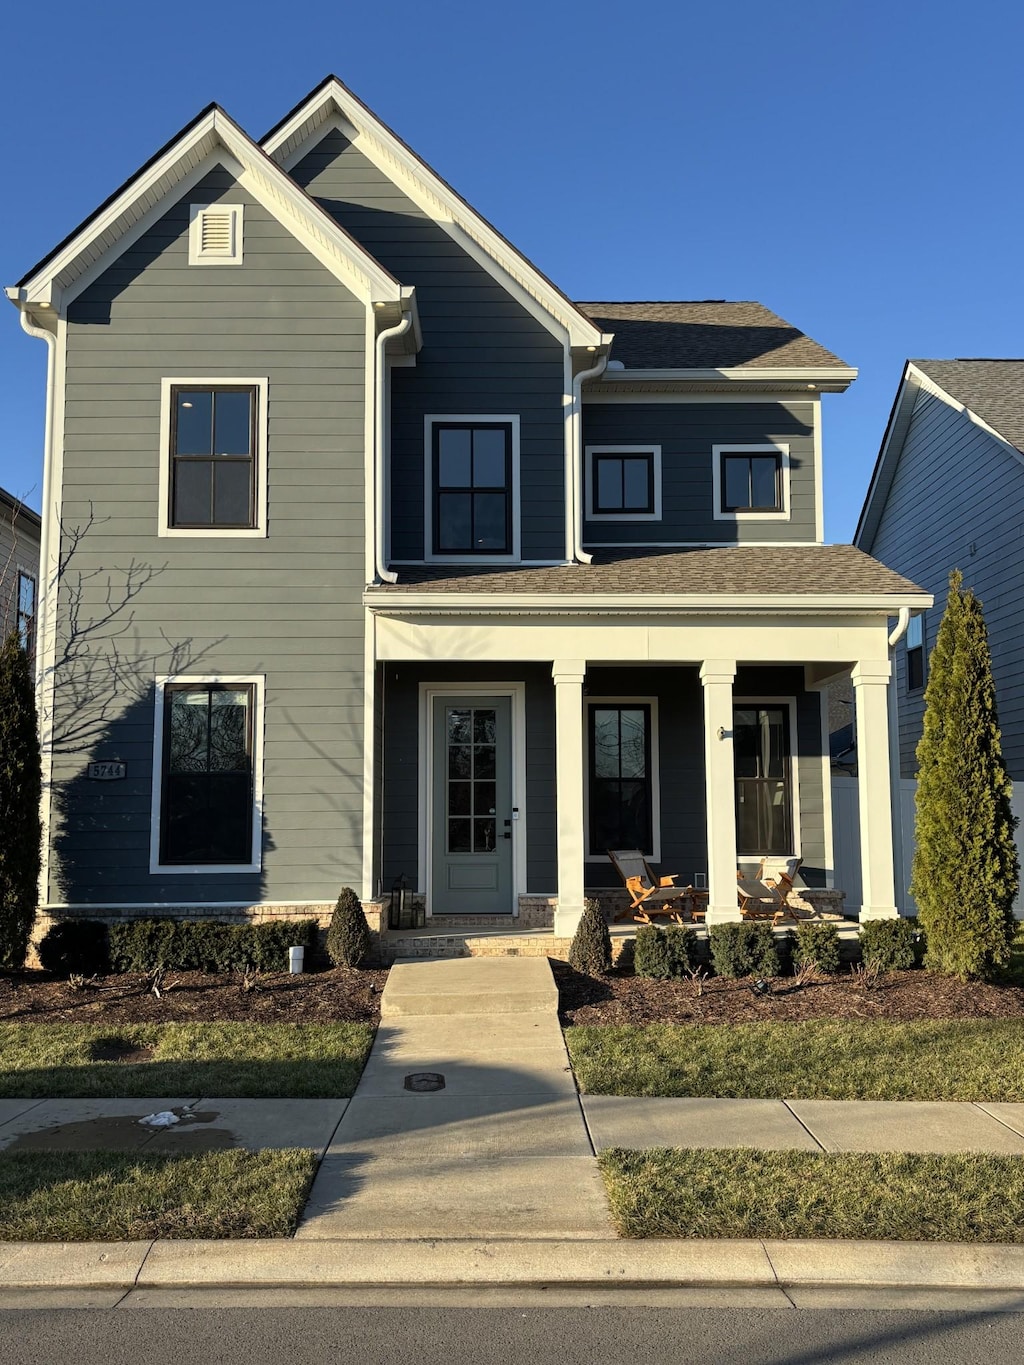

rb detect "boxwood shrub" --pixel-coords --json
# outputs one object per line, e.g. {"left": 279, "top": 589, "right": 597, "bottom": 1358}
{"left": 860, "top": 917, "right": 921, "bottom": 972}
{"left": 37, "top": 920, "right": 111, "bottom": 976}
{"left": 633, "top": 924, "right": 697, "bottom": 979}
{"left": 792, "top": 922, "right": 842, "bottom": 975}
{"left": 709, "top": 922, "right": 782, "bottom": 979}
{"left": 39, "top": 916, "right": 318, "bottom": 975}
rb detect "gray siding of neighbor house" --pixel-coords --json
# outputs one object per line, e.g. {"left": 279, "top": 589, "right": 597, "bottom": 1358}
{"left": 382, "top": 663, "right": 826, "bottom": 897}
{"left": 581, "top": 401, "right": 818, "bottom": 545}
{"left": 868, "top": 389, "right": 1024, "bottom": 782}
{"left": 290, "top": 129, "right": 567, "bottom": 563}
{"left": 0, "top": 507, "right": 40, "bottom": 642}
{"left": 52, "top": 164, "right": 368, "bottom": 906}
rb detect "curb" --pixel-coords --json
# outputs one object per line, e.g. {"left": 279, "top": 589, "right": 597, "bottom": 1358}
{"left": 3, "top": 1239, "right": 1024, "bottom": 1294}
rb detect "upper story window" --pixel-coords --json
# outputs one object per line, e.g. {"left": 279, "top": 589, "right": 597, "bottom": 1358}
{"left": 906, "top": 613, "right": 926, "bottom": 692}
{"left": 713, "top": 444, "right": 790, "bottom": 521}
{"left": 159, "top": 379, "right": 268, "bottom": 537}
{"left": 426, "top": 417, "right": 520, "bottom": 560}
{"left": 17, "top": 572, "right": 36, "bottom": 662}
{"left": 188, "top": 204, "right": 244, "bottom": 265}
{"left": 585, "top": 446, "right": 662, "bottom": 521}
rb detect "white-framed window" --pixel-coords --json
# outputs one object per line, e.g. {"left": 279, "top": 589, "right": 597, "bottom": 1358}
{"left": 733, "top": 696, "right": 801, "bottom": 858}
{"left": 188, "top": 203, "right": 244, "bottom": 265}
{"left": 712, "top": 443, "right": 790, "bottom": 521}
{"left": 584, "top": 696, "right": 661, "bottom": 862}
{"left": 424, "top": 415, "right": 521, "bottom": 562}
{"left": 158, "top": 378, "right": 268, "bottom": 537}
{"left": 585, "top": 445, "right": 662, "bottom": 521}
{"left": 906, "top": 613, "right": 926, "bottom": 692}
{"left": 16, "top": 571, "right": 36, "bottom": 662}
{"left": 149, "top": 675, "right": 265, "bottom": 874}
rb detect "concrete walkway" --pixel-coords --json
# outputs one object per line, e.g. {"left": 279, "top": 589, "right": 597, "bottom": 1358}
{"left": 296, "top": 957, "right": 614, "bottom": 1240}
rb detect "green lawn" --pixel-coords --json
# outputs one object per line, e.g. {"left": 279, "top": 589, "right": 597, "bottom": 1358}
{"left": 0, "top": 1022, "right": 374, "bottom": 1098}
{"left": 566, "top": 1020, "right": 1024, "bottom": 1101}
{"left": 600, "top": 1148, "right": 1024, "bottom": 1241}
{"left": 0, "top": 1148, "right": 318, "bottom": 1240}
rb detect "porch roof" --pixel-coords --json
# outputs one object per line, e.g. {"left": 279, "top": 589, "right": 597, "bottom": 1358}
{"left": 370, "top": 545, "right": 927, "bottom": 601}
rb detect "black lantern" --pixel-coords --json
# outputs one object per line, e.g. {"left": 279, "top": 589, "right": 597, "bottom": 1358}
{"left": 390, "top": 875, "right": 412, "bottom": 931}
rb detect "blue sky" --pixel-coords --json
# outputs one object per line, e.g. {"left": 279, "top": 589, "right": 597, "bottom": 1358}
{"left": 2, "top": 0, "right": 1022, "bottom": 542}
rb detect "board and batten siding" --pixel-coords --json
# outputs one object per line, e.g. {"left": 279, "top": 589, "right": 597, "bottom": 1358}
{"left": 290, "top": 129, "right": 567, "bottom": 563}
{"left": 869, "top": 388, "right": 1024, "bottom": 783}
{"left": 52, "top": 165, "right": 368, "bottom": 906}
{"left": 581, "top": 401, "right": 818, "bottom": 545}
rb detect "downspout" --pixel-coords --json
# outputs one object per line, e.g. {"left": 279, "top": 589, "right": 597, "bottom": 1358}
{"left": 17, "top": 307, "right": 56, "bottom": 693}
{"left": 373, "top": 312, "right": 412, "bottom": 584}
{"left": 570, "top": 352, "right": 609, "bottom": 564}
{"left": 888, "top": 606, "right": 911, "bottom": 648}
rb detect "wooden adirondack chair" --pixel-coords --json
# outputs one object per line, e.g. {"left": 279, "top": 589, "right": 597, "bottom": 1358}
{"left": 607, "top": 849, "right": 699, "bottom": 923}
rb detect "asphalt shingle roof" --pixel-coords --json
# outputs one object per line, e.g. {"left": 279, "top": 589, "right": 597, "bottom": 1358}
{"left": 370, "top": 545, "right": 924, "bottom": 598}
{"left": 912, "top": 360, "right": 1024, "bottom": 454}
{"left": 574, "top": 301, "right": 850, "bottom": 371}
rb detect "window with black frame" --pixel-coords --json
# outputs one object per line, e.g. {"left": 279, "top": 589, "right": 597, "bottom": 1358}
{"left": 160, "top": 684, "right": 255, "bottom": 865}
{"left": 169, "top": 386, "right": 256, "bottom": 528}
{"left": 588, "top": 703, "right": 653, "bottom": 854}
{"left": 432, "top": 422, "right": 512, "bottom": 554}
{"left": 721, "top": 451, "right": 782, "bottom": 512}
{"left": 16, "top": 572, "right": 36, "bottom": 662}
{"left": 906, "top": 612, "right": 925, "bottom": 691}
{"left": 734, "top": 704, "right": 793, "bottom": 855}
{"left": 592, "top": 452, "right": 654, "bottom": 515}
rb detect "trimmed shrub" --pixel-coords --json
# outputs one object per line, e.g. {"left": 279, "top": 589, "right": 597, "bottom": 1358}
{"left": 634, "top": 924, "right": 697, "bottom": 979}
{"left": 793, "top": 923, "right": 842, "bottom": 975}
{"left": 326, "top": 887, "right": 371, "bottom": 968}
{"left": 569, "top": 898, "right": 612, "bottom": 976}
{"left": 38, "top": 920, "right": 111, "bottom": 977}
{"left": 860, "top": 917, "right": 920, "bottom": 972}
{"left": 0, "top": 631, "right": 41, "bottom": 970}
{"left": 106, "top": 917, "right": 317, "bottom": 973}
{"left": 709, "top": 922, "right": 781, "bottom": 979}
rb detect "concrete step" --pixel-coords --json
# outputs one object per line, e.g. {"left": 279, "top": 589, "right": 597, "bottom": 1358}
{"left": 379, "top": 957, "right": 559, "bottom": 1018}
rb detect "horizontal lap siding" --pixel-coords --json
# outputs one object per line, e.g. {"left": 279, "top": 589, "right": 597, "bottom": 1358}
{"left": 870, "top": 391, "right": 1024, "bottom": 781}
{"left": 291, "top": 131, "right": 566, "bottom": 563}
{"left": 0, "top": 512, "right": 40, "bottom": 638}
{"left": 53, "top": 164, "right": 367, "bottom": 906}
{"left": 581, "top": 401, "right": 817, "bottom": 545}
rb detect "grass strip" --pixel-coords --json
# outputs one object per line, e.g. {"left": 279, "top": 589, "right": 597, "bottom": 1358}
{"left": 0, "top": 1023, "right": 374, "bottom": 1098}
{"left": 567, "top": 1020, "right": 1024, "bottom": 1101}
{"left": 0, "top": 1148, "right": 319, "bottom": 1240}
{"left": 600, "top": 1147, "right": 1024, "bottom": 1241}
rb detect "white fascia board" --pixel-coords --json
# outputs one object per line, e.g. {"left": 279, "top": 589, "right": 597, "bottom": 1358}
{"left": 596, "top": 366, "right": 858, "bottom": 388}
{"left": 853, "top": 364, "right": 922, "bottom": 550}
{"left": 12, "top": 108, "right": 404, "bottom": 311}
{"left": 364, "top": 591, "right": 934, "bottom": 615}
{"left": 261, "top": 79, "right": 604, "bottom": 348}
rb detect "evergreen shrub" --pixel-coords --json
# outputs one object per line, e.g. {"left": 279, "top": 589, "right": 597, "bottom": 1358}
{"left": 709, "top": 922, "right": 781, "bottom": 979}
{"left": 633, "top": 924, "right": 697, "bottom": 978}
{"left": 104, "top": 917, "right": 316, "bottom": 973}
{"left": 568, "top": 898, "right": 612, "bottom": 976}
{"left": 326, "top": 887, "right": 371, "bottom": 968}
{"left": 793, "top": 922, "right": 842, "bottom": 975}
{"left": 860, "top": 917, "right": 920, "bottom": 972}
{"left": 0, "top": 632, "right": 41, "bottom": 970}
{"left": 38, "top": 920, "right": 111, "bottom": 976}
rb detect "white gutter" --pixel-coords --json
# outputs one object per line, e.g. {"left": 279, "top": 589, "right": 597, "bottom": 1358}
{"left": 16, "top": 308, "right": 56, "bottom": 692}
{"left": 373, "top": 313, "right": 412, "bottom": 584}
{"left": 888, "top": 606, "right": 911, "bottom": 648}
{"left": 570, "top": 352, "right": 609, "bottom": 563}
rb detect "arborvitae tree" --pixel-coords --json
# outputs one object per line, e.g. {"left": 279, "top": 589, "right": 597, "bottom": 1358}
{"left": 910, "top": 571, "right": 1018, "bottom": 978}
{"left": 0, "top": 632, "right": 41, "bottom": 970}
{"left": 568, "top": 897, "right": 612, "bottom": 976}
{"left": 326, "top": 886, "right": 371, "bottom": 968}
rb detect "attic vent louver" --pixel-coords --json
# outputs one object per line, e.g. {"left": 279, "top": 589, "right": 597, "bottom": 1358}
{"left": 188, "top": 203, "right": 243, "bottom": 265}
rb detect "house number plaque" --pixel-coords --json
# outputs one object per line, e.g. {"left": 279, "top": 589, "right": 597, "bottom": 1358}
{"left": 87, "top": 761, "right": 127, "bottom": 781}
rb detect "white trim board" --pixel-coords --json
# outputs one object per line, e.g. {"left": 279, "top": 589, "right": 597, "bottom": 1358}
{"left": 583, "top": 695, "right": 661, "bottom": 864}
{"left": 733, "top": 695, "right": 802, "bottom": 861}
{"left": 584, "top": 445, "right": 662, "bottom": 523}
{"left": 712, "top": 443, "right": 791, "bottom": 522}
{"left": 157, "top": 378, "right": 269, "bottom": 538}
{"left": 416, "top": 682, "right": 528, "bottom": 917}
{"left": 149, "top": 674, "right": 266, "bottom": 876}
{"left": 423, "top": 414, "right": 522, "bottom": 564}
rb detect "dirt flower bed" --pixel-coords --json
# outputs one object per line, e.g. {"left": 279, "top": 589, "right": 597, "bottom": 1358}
{"left": 553, "top": 961, "right": 1024, "bottom": 1026}
{"left": 0, "top": 966, "right": 388, "bottom": 1026}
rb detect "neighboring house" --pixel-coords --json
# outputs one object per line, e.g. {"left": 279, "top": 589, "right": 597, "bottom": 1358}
{"left": 0, "top": 486, "right": 41, "bottom": 659}
{"left": 6, "top": 76, "right": 928, "bottom": 941}
{"left": 856, "top": 359, "right": 1024, "bottom": 914}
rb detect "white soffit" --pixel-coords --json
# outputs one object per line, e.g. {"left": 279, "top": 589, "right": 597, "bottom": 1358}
{"left": 262, "top": 78, "right": 605, "bottom": 349}
{"left": 10, "top": 107, "right": 406, "bottom": 312}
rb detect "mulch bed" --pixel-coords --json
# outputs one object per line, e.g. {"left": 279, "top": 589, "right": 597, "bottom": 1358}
{"left": 0, "top": 967, "right": 388, "bottom": 1025}
{"left": 553, "top": 961, "right": 1024, "bottom": 1025}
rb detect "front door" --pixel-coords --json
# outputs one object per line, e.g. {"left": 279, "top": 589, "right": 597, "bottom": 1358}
{"left": 431, "top": 696, "right": 513, "bottom": 914}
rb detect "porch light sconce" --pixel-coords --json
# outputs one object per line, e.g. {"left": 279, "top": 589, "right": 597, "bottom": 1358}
{"left": 717, "top": 725, "right": 728, "bottom": 740}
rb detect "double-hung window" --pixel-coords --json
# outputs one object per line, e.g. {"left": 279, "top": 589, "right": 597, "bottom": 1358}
{"left": 16, "top": 572, "right": 36, "bottom": 662}
{"left": 156, "top": 682, "right": 259, "bottom": 870}
{"left": 734, "top": 704, "right": 794, "bottom": 856}
{"left": 160, "top": 379, "right": 267, "bottom": 535}
{"left": 906, "top": 613, "right": 925, "bottom": 692}
{"left": 713, "top": 444, "right": 789, "bottom": 519}
{"left": 428, "top": 419, "right": 516, "bottom": 557}
{"left": 587, "top": 703, "right": 654, "bottom": 855}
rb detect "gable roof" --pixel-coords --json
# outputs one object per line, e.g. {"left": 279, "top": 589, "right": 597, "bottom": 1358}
{"left": 261, "top": 76, "right": 606, "bottom": 349}
{"left": 0, "top": 487, "right": 41, "bottom": 532}
{"left": 856, "top": 359, "right": 1024, "bottom": 550}
{"left": 8, "top": 103, "right": 407, "bottom": 314}
{"left": 576, "top": 301, "right": 853, "bottom": 374}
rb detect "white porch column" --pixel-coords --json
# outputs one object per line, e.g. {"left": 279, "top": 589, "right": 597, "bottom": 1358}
{"left": 852, "top": 660, "right": 899, "bottom": 920}
{"left": 701, "top": 659, "right": 741, "bottom": 924}
{"left": 552, "top": 660, "right": 587, "bottom": 938}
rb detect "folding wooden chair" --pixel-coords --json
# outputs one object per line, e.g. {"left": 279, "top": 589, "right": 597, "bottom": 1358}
{"left": 607, "top": 849, "right": 698, "bottom": 924}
